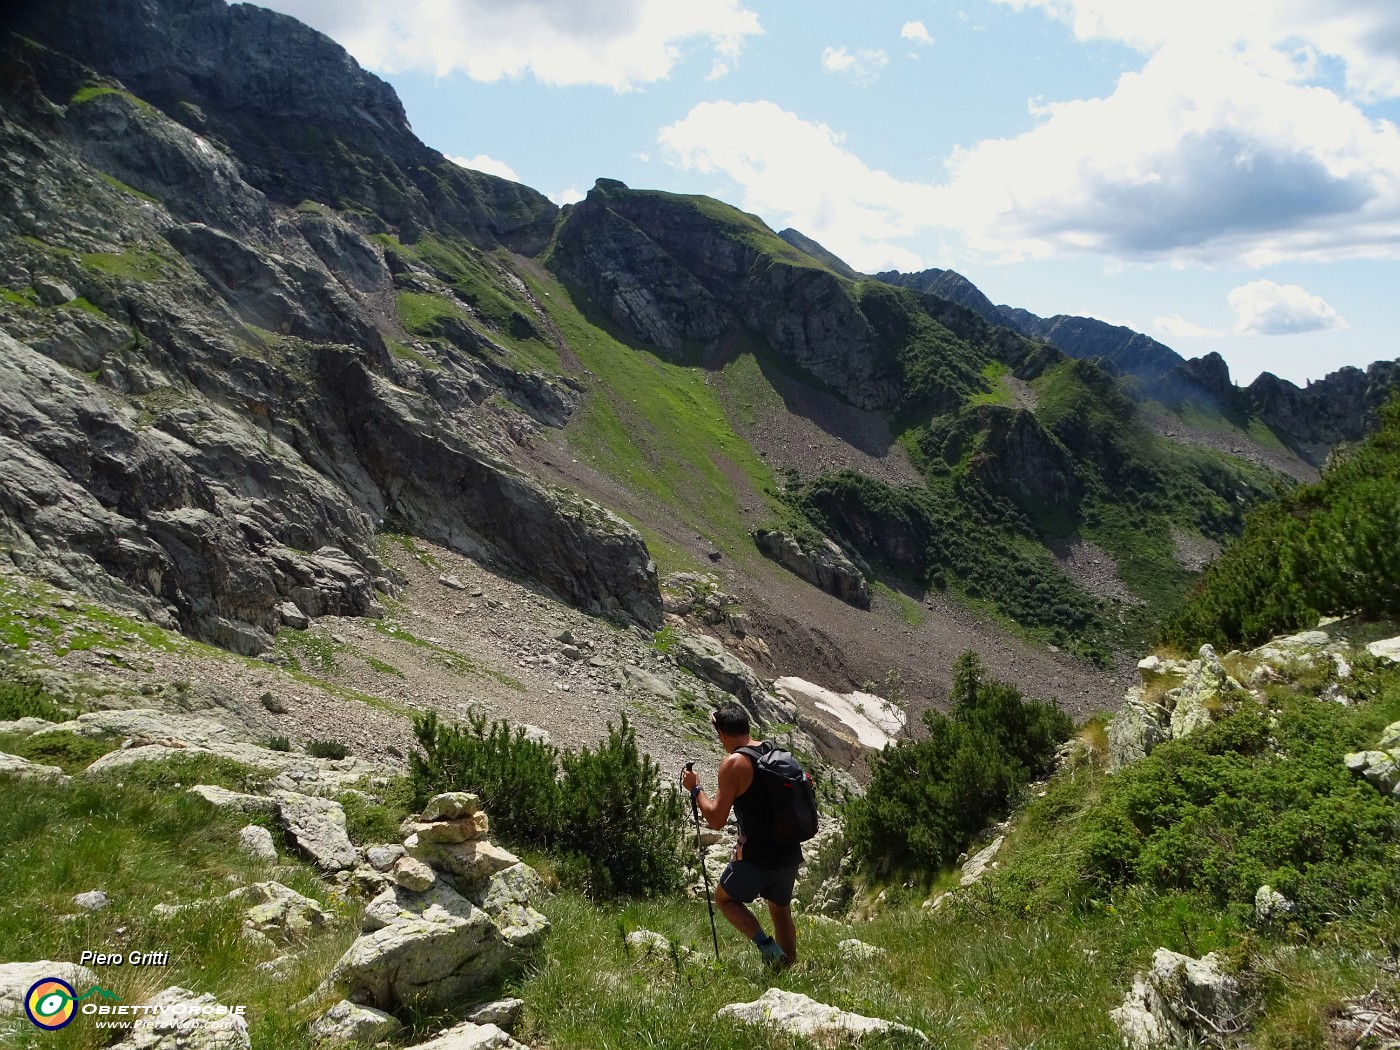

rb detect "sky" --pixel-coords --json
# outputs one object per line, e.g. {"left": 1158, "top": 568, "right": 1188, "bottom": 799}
{"left": 253, "top": 0, "right": 1400, "bottom": 387}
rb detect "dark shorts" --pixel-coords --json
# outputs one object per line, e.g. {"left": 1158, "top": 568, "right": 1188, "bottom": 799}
{"left": 718, "top": 859, "right": 800, "bottom": 907}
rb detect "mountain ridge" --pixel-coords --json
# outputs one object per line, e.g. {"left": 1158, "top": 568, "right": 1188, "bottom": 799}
{"left": 872, "top": 261, "right": 1400, "bottom": 468}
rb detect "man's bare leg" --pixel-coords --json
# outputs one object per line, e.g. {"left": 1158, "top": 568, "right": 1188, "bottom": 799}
{"left": 767, "top": 901, "right": 796, "bottom": 966}
{"left": 715, "top": 882, "right": 761, "bottom": 938}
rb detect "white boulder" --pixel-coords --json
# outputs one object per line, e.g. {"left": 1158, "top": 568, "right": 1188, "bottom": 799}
{"left": 717, "top": 988, "right": 927, "bottom": 1043}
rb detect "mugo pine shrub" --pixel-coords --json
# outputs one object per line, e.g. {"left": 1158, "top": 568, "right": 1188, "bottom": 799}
{"left": 1162, "top": 390, "right": 1400, "bottom": 650}
{"left": 845, "top": 651, "right": 1072, "bottom": 875}
{"left": 410, "top": 711, "right": 685, "bottom": 898}
{"left": 411, "top": 710, "right": 559, "bottom": 844}
{"left": 1076, "top": 697, "right": 1400, "bottom": 929}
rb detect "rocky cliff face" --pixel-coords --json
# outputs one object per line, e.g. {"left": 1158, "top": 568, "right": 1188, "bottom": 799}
{"left": 1000, "top": 310, "right": 1187, "bottom": 382}
{"left": 549, "top": 183, "right": 1049, "bottom": 416}
{"left": 778, "top": 228, "right": 860, "bottom": 280}
{"left": 875, "top": 267, "right": 1003, "bottom": 328}
{"left": 1247, "top": 361, "right": 1400, "bottom": 464}
{"left": 549, "top": 181, "right": 907, "bottom": 410}
{"left": 10, "top": 0, "right": 558, "bottom": 253}
{"left": 0, "top": 1, "right": 661, "bottom": 653}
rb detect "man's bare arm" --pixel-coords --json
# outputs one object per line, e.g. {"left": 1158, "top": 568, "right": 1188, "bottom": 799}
{"left": 696, "top": 752, "right": 749, "bottom": 830}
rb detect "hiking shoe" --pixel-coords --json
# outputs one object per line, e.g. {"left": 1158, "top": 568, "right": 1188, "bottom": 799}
{"left": 758, "top": 939, "right": 788, "bottom": 969}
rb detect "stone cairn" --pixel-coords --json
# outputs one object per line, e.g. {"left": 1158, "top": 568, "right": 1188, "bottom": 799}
{"left": 313, "top": 791, "right": 550, "bottom": 1037}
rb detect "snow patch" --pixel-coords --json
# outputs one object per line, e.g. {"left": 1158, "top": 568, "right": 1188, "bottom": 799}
{"left": 774, "top": 677, "right": 905, "bottom": 749}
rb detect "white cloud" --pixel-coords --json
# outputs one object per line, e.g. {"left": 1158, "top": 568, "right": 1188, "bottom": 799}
{"left": 655, "top": 3, "right": 1400, "bottom": 272}
{"left": 1228, "top": 279, "right": 1348, "bottom": 334}
{"left": 257, "top": 0, "right": 761, "bottom": 90}
{"left": 821, "top": 46, "right": 889, "bottom": 85}
{"left": 659, "top": 100, "right": 936, "bottom": 272}
{"left": 1154, "top": 314, "right": 1225, "bottom": 339}
{"left": 901, "top": 21, "right": 934, "bottom": 46}
{"left": 551, "top": 186, "right": 586, "bottom": 206}
{"left": 447, "top": 154, "right": 519, "bottom": 182}
{"left": 931, "top": 42, "right": 1400, "bottom": 265}
{"left": 992, "top": 0, "right": 1400, "bottom": 101}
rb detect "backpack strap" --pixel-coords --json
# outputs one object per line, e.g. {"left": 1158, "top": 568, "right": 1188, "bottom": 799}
{"left": 734, "top": 743, "right": 770, "bottom": 798}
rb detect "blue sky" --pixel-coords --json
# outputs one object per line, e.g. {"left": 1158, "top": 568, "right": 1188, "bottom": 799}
{"left": 256, "top": 0, "right": 1400, "bottom": 387}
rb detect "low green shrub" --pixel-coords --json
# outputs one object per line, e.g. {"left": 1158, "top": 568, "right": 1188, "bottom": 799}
{"left": 411, "top": 710, "right": 559, "bottom": 844}
{"left": 13, "top": 731, "right": 118, "bottom": 773}
{"left": 1077, "top": 698, "right": 1400, "bottom": 928}
{"left": 554, "top": 721, "right": 685, "bottom": 899}
{"left": 0, "top": 678, "right": 68, "bottom": 722}
{"left": 410, "top": 712, "right": 685, "bottom": 898}
{"left": 266, "top": 734, "right": 292, "bottom": 752}
{"left": 845, "top": 651, "right": 1072, "bottom": 876}
{"left": 977, "top": 675, "right": 1400, "bottom": 932}
{"left": 306, "top": 739, "right": 350, "bottom": 760}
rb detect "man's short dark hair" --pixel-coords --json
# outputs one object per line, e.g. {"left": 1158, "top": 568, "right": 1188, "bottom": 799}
{"left": 712, "top": 703, "right": 750, "bottom": 737}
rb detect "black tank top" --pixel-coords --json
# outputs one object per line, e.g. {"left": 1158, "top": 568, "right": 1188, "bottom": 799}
{"left": 732, "top": 745, "right": 804, "bottom": 869}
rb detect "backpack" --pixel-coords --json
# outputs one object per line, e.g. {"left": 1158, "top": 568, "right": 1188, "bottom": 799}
{"left": 737, "top": 742, "right": 819, "bottom": 844}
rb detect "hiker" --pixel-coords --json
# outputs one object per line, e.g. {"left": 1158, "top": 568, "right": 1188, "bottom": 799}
{"left": 682, "top": 702, "right": 800, "bottom": 969}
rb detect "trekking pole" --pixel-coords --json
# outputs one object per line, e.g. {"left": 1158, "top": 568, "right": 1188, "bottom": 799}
{"left": 685, "top": 762, "right": 721, "bottom": 959}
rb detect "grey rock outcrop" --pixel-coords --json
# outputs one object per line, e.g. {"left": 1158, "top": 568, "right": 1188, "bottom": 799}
{"left": 0, "top": 751, "right": 71, "bottom": 784}
{"left": 329, "top": 878, "right": 539, "bottom": 1014}
{"left": 91, "top": 740, "right": 383, "bottom": 796}
{"left": 273, "top": 791, "right": 357, "bottom": 872}
{"left": 465, "top": 999, "right": 525, "bottom": 1031}
{"left": 151, "top": 880, "right": 326, "bottom": 943}
{"left": 189, "top": 785, "right": 277, "bottom": 816}
{"left": 1254, "top": 884, "right": 1294, "bottom": 926}
{"left": 73, "top": 889, "right": 110, "bottom": 911}
{"left": 669, "top": 632, "right": 796, "bottom": 731}
{"left": 1111, "top": 949, "right": 1253, "bottom": 1049}
{"left": 392, "top": 856, "right": 437, "bottom": 892}
{"left": 403, "top": 1020, "right": 530, "bottom": 1049}
{"left": 234, "top": 881, "right": 327, "bottom": 942}
{"left": 752, "top": 529, "right": 870, "bottom": 609}
{"left": 958, "top": 836, "right": 1004, "bottom": 887}
{"left": 0, "top": 960, "right": 100, "bottom": 1018}
{"left": 33, "top": 709, "right": 255, "bottom": 748}
{"left": 107, "top": 986, "right": 250, "bottom": 1050}
{"left": 364, "top": 844, "right": 406, "bottom": 872}
{"left": 1108, "top": 644, "right": 1246, "bottom": 771}
{"left": 0, "top": 716, "right": 57, "bottom": 737}
{"left": 309, "top": 1000, "right": 403, "bottom": 1045}
{"left": 1344, "top": 717, "right": 1400, "bottom": 799}
{"left": 1369, "top": 636, "right": 1400, "bottom": 663}
{"left": 237, "top": 825, "right": 278, "bottom": 863}
{"left": 1167, "top": 645, "right": 1246, "bottom": 739}
{"left": 1106, "top": 689, "right": 1172, "bottom": 772}
{"left": 717, "top": 988, "right": 927, "bottom": 1044}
